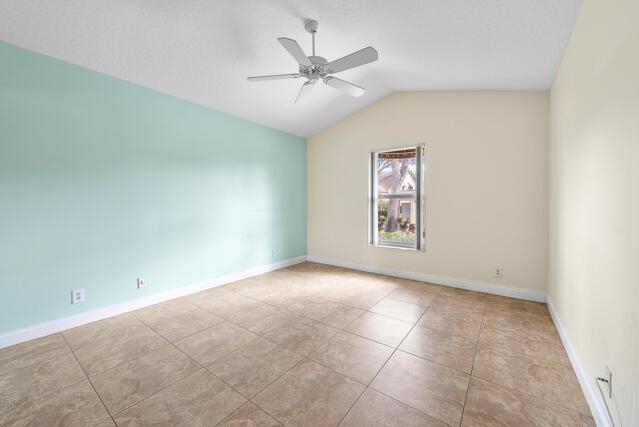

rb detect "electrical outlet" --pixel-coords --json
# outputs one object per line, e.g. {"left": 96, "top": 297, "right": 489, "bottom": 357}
{"left": 494, "top": 267, "right": 503, "bottom": 278}
{"left": 137, "top": 277, "right": 147, "bottom": 289}
{"left": 71, "top": 289, "right": 85, "bottom": 304}
{"left": 271, "top": 248, "right": 277, "bottom": 260}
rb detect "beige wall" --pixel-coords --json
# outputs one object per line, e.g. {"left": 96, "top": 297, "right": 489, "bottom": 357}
{"left": 308, "top": 92, "right": 549, "bottom": 293}
{"left": 548, "top": 0, "right": 639, "bottom": 425}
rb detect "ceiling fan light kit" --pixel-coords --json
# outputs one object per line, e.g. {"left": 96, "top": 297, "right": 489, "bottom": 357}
{"left": 247, "top": 19, "right": 378, "bottom": 103}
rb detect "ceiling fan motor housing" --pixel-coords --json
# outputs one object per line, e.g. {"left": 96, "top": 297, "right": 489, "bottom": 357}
{"left": 301, "top": 56, "right": 328, "bottom": 82}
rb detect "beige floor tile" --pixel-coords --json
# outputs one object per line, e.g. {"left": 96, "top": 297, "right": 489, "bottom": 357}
{"left": 340, "top": 388, "right": 448, "bottom": 427}
{"left": 134, "top": 300, "right": 224, "bottom": 342}
{"left": 343, "top": 312, "right": 413, "bottom": 347}
{"left": 438, "top": 287, "right": 487, "bottom": 304}
{"left": 309, "top": 331, "right": 394, "bottom": 384}
{"left": 430, "top": 294, "right": 486, "bottom": 315}
{"left": 236, "top": 285, "right": 284, "bottom": 302}
{"left": 95, "top": 418, "right": 117, "bottom": 427}
{"left": 392, "top": 278, "right": 443, "bottom": 293}
{"left": 114, "top": 369, "right": 246, "bottom": 426}
{"left": 218, "top": 402, "right": 282, "bottom": 426}
{"left": 272, "top": 295, "right": 323, "bottom": 313}
{"left": 262, "top": 317, "right": 338, "bottom": 356}
{"left": 294, "top": 298, "right": 366, "bottom": 329}
{"left": 385, "top": 287, "right": 438, "bottom": 307}
{"left": 190, "top": 291, "right": 264, "bottom": 320}
{"left": 64, "top": 315, "right": 167, "bottom": 376}
{"left": 370, "top": 351, "right": 469, "bottom": 425}
{"left": 400, "top": 325, "right": 477, "bottom": 373}
{"left": 227, "top": 277, "right": 275, "bottom": 297}
{"left": 286, "top": 261, "right": 336, "bottom": 274}
{"left": 0, "top": 335, "right": 86, "bottom": 415}
{"left": 0, "top": 333, "right": 68, "bottom": 366}
{"left": 90, "top": 344, "right": 200, "bottom": 415}
{"left": 322, "top": 289, "right": 392, "bottom": 310}
{"left": 462, "top": 376, "right": 591, "bottom": 426}
{"left": 478, "top": 322, "right": 562, "bottom": 362}
{"left": 175, "top": 322, "right": 258, "bottom": 367}
{"left": 0, "top": 379, "right": 110, "bottom": 426}
{"left": 558, "top": 357, "right": 593, "bottom": 416}
{"left": 418, "top": 304, "right": 483, "bottom": 339}
{"left": 208, "top": 337, "right": 302, "bottom": 398}
{"left": 182, "top": 285, "right": 234, "bottom": 301}
{"left": 63, "top": 313, "right": 140, "bottom": 351}
{"left": 369, "top": 298, "right": 426, "bottom": 323}
{"left": 229, "top": 303, "right": 296, "bottom": 335}
{"left": 253, "top": 360, "right": 364, "bottom": 427}
{"left": 472, "top": 345, "right": 577, "bottom": 410}
{"left": 482, "top": 309, "right": 556, "bottom": 335}
{"left": 484, "top": 295, "right": 549, "bottom": 316}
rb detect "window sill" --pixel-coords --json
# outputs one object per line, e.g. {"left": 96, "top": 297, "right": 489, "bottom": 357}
{"left": 370, "top": 243, "right": 425, "bottom": 252}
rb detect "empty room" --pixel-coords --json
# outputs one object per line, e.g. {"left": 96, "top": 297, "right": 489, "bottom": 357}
{"left": 0, "top": 1, "right": 637, "bottom": 426}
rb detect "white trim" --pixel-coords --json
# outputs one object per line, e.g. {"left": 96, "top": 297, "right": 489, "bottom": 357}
{"left": 0, "top": 256, "right": 307, "bottom": 350}
{"left": 307, "top": 255, "right": 546, "bottom": 302}
{"left": 547, "top": 296, "right": 612, "bottom": 427}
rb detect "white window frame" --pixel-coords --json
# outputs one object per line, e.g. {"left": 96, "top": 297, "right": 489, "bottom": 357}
{"left": 369, "top": 144, "right": 426, "bottom": 251}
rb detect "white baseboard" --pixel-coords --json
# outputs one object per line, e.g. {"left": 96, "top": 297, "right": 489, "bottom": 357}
{"left": 307, "top": 255, "right": 547, "bottom": 302}
{"left": 0, "top": 255, "right": 307, "bottom": 350}
{"left": 547, "top": 296, "right": 611, "bottom": 427}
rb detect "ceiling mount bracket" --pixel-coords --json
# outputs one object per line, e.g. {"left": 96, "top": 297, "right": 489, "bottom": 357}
{"left": 304, "top": 19, "right": 319, "bottom": 34}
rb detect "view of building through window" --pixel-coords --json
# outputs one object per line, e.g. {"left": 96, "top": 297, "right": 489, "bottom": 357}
{"left": 371, "top": 146, "right": 423, "bottom": 249}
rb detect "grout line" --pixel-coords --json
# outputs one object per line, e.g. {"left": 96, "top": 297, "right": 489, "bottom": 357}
{"left": 241, "top": 358, "right": 309, "bottom": 426}
{"left": 137, "top": 312, "right": 291, "bottom": 426}
{"left": 60, "top": 334, "right": 117, "bottom": 427}
{"left": 0, "top": 338, "right": 93, "bottom": 418}
{"left": 357, "top": 386, "right": 452, "bottom": 425}
{"left": 108, "top": 368, "right": 206, "bottom": 421}
{"left": 102, "top": 323, "right": 255, "bottom": 421}
{"left": 336, "top": 294, "right": 448, "bottom": 426}
{"left": 460, "top": 303, "right": 485, "bottom": 425}
{"left": 335, "top": 383, "right": 367, "bottom": 426}
{"left": 466, "top": 372, "right": 587, "bottom": 417}
{"left": 131, "top": 303, "right": 227, "bottom": 344}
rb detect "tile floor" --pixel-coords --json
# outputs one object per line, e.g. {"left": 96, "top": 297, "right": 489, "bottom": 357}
{"left": 0, "top": 262, "right": 595, "bottom": 426}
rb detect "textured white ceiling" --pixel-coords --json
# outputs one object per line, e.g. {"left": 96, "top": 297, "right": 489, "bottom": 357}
{"left": 0, "top": 0, "right": 581, "bottom": 137}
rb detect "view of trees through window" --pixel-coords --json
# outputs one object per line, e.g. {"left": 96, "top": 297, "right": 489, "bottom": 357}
{"left": 376, "top": 148, "right": 418, "bottom": 246}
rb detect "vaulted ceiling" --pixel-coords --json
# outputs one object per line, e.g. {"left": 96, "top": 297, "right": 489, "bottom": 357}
{"left": 0, "top": 0, "right": 582, "bottom": 137}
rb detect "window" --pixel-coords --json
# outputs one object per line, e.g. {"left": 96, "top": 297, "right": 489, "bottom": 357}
{"left": 369, "top": 145, "right": 425, "bottom": 250}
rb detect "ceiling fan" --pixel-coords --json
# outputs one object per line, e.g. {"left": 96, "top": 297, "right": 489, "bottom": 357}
{"left": 247, "top": 20, "right": 378, "bottom": 103}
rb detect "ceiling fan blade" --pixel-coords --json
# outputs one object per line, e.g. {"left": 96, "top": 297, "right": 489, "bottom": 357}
{"left": 278, "top": 37, "right": 313, "bottom": 67}
{"left": 295, "top": 81, "right": 314, "bottom": 103}
{"left": 327, "top": 47, "right": 378, "bottom": 74}
{"left": 324, "top": 76, "right": 366, "bottom": 97}
{"left": 247, "top": 73, "right": 300, "bottom": 82}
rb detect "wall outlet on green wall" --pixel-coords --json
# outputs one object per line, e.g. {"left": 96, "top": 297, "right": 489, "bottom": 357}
{"left": 71, "top": 289, "right": 85, "bottom": 304}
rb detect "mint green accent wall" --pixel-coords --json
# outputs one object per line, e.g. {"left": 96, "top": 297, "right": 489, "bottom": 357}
{"left": 0, "top": 42, "right": 307, "bottom": 334}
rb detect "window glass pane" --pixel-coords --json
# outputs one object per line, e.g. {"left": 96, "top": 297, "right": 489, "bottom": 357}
{"left": 376, "top": 148, "right": 418, "bottom": 247}
{"left": 378, "top": 196, "right": 417, "bottom": 245}
{"left": 377, "top": 149, "right": 417, "bottom": 196}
